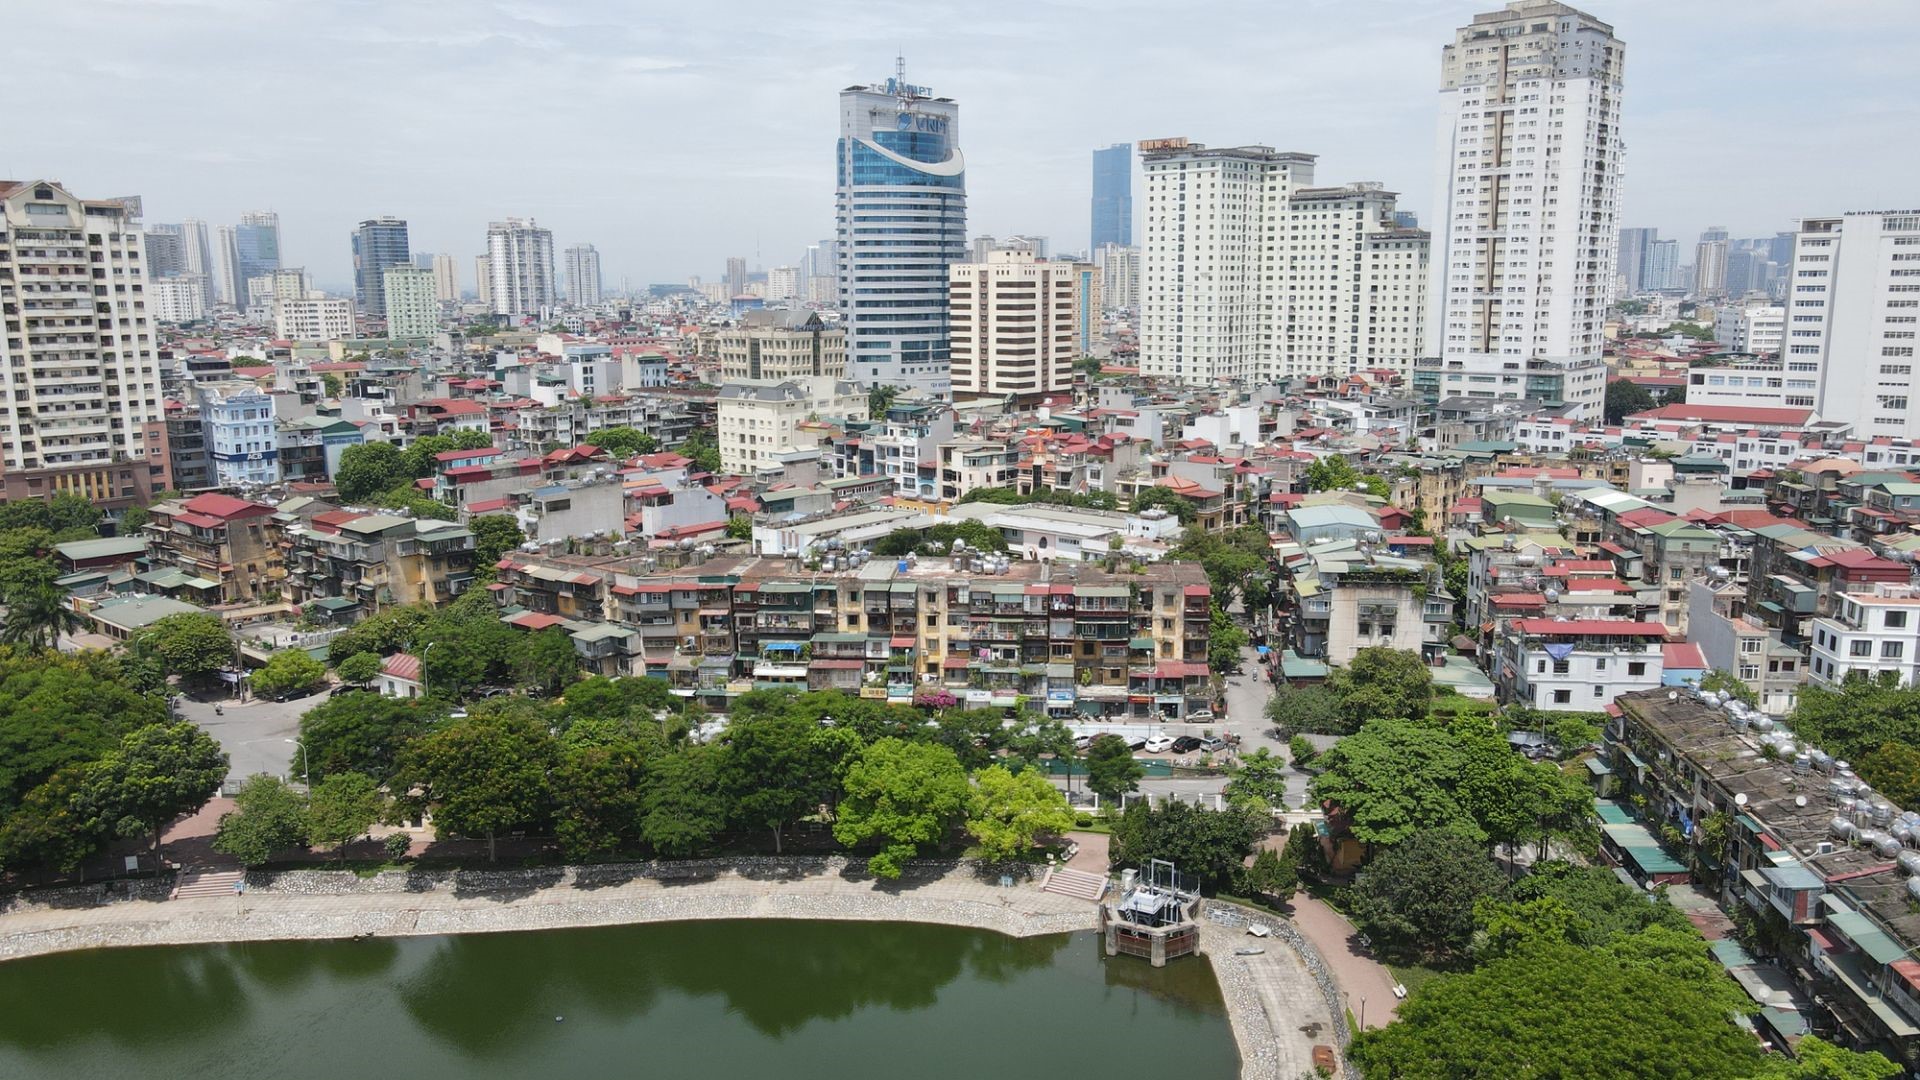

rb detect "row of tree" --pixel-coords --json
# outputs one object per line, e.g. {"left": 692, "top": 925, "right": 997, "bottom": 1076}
{"left": 277, "top": 682, "right": 1081, "bottom": 872}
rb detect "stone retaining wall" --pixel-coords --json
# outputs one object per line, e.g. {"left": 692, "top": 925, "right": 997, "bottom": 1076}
{"left": 1203, "top": 899, "right": 1352, "bottom": 1064}
{"left": 0, "top": 877, "right": 174, "bottom": 913}
{"left": 241, "top": 856, "right": 1038, "bottom": 896}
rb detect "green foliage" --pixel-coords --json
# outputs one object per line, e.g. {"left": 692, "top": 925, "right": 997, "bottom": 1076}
{"left": 1130, "top": 485, "right": 1198, "bottom": 524}
{"left": 323, "top": 606, "right": 429, "bottom": 672}
{"left": 512, "top": 627, "right": 580, "bottom": 697}
{"left": 725, "top": 515, "right": 753, "bottom": 540}
{"left": 335, "top": 441, "right": 409, "bottom": 502}
{"left": 1265, "top": 684, "right": 1351, "bottom": 737}
{"left": 1604, "top": 378, "right": 1658, "bottom": 424}
{"left": 0, "top": 492, "right": 102, "bottom": 536}
{"left": 1239, "top": 845, "right": 1297, "bottom": 903}
{"left": 1302, "top": 456, "right": 1369, "bottom": 494}
{"left": 1858, "top": 741, "right": 1920, "bottom": 811}
{"left": 867, "top": 384, "right": 900, "bottom": 418}
{"left": 1282, "top": 820, "right": 1330, "bottom": 882}
{"left": 0, "top": 526, "right": 62, "bottom": 604}
{"left": 554, "top": 735, "right": 649, "bottom": 861}
{"left": 469, "top": 515, "right": 525, "bottom": 573}
{"left": 251, "top": 649, "right": 326, "bottom": 698}
{"left": 334, "top": 651, "right": 382, "bottom": 685}
{"left": 1209, "top": 603, "right": 1249, "bottom": 672}
{"left": 0, "top": 650, "right": 165, "bottom": 816}
{"left": 1171, "top": 524, "right": 1272, "bottom": 610}
{"left": 306, "top": 771, "right": 384, "bottom": 859}
{"left": 1225, "top": 747, "right": 1289, "bottom": 813}
{"left": 372, "top": 482, "right": 458, "bottom": 521}
{"left": 213, "top": 774, "right": 309, "bottom": 866}
{"left": 133, "top": 612, "right": 234, "bottom": 681}
{"left": 1790, "top": 673, "right": 1920, "bottom": 792}
{"left": 582, "top": 426, "right": 660, "bottom": 458}
{"left": 1109, "top": 799, "right": 1259, "bottom": 894}
{"left": 872, "top": 519, "right": 1009, "bottom": 557}
{"left": 320, "top": 372, "right": 344, "bottom": 398}
{"left": 1492, "top": 859, "right": 1693, "bottom": 949}
{"left": 958, "top": 486, "right": 1118, "bottom": 511}
{"left": 966, "top": 764, "right": 1075, "bottom": 860}
{"left": 678, "top": 428, "right": 722, "bottom": 474}
{"left": 1345, "top": 828, "right": 1506, "bottom": 959}
{"left": 85, "top": 721, "right": 227, "bottom": 854}
{"left": 0, "top": 765, "right": 103, "bottom": 873}
{"left": 1326, "top": 648, "right": 1433, "bottom": 726}
{"left": 0, "top": 580, "right": 85, "bottom": 652}
{"left": 297, "top": 692, "right": 444, "bottom": 784}
{"left": 1288, "top": 735, "right": 1317, "bottom": 767}
{"left": 833, "top": 738, "right": 970, "bottom": 878}
{"left": 720, "top": 708, "right": 833, "bottom": 854}
{"left": 1757, "top": 1037, "right": 1902, "bottom": 1080}
{"left": 1696, "top": 668, "right": 1757, "bottom": 706}
{"left": 1310, "top": 718, "right": 1480, "bottom": 846}
{"left": 395, "top": 711, "right": 557, "bottom": 861}
{"left": 641, "top": 746, "right": 727, "bottom": 857}
{"left": 1347, "top": 933, "right": 1769, "bottom": 1080}
{"left": 384, "top": 831, "right": 413, "bottom": 860}
{"left": 1083, "top": 734, "right": 1144, "bottom": 804}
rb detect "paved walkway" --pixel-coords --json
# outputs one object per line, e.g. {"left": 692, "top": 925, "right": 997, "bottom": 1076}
{"left": 1287, "top": 892, "right": 1401, "bottom": 1030}
{"left": 1202, "top": 921, "right": 1336, "bottom": 1080}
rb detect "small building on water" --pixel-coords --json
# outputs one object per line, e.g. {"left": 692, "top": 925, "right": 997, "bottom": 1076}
{"left": 1099, "top": 860, "right": 1203, "bottom": 967}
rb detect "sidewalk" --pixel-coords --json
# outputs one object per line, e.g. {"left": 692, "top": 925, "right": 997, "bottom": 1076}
{"left": 1285, "top": 893, "right": 1402, "bottom": 1030}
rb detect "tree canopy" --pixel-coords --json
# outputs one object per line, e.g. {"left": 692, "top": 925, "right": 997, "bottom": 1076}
{"left": 251, "top": 649, "right": 326, "bottom": 699}
{"left": 1604, "top": 378, "right": 1658, "bottom": 424}
{"left": 1109, "top": 799, "right": 1259, "bottom": 894}
{"left": 1326, "top": 648, "right": 1433, "bottom": 725}
{"left": 1345, "top": 828, "right": 1507, "bottom": 960}
{"left": 1130, "top": 485, "right": 1198, "bottom": 524}
{"left": 335, "top": 442, "right": 409, "bottom": 502}
{"left": 213, "top": 774, "right": 309, "bottom": 866}
{"left": 133, "top": 612, "right": 234, "bottom": 682}
{"left": 395, "top": 711, "right": 557, "bottom": 861}
{"left": 966, "top": 764, "right": 1074, "bottom": 860}
{"left": 582, "top": 426, "right": 660, "bottom": 458}
{"left": 1083, "top": 734, "right": 1144, "bottom": 805}
{"left": 833, "top": 738, "right": 970, "bottom": 878}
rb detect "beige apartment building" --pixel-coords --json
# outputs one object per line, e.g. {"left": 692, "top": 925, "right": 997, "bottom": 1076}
{"left": 948, "top": 249, "right": 1082, "bottom": 399}
{"left": 713, "top": 309, "right": 846, "bottom": 382}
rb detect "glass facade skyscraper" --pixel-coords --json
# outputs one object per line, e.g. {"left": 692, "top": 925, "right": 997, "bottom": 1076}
{"left": 835, "top": 65, "right": 966, "bottom": 395}
{"left": 235, "top": 211, "right": 280, "bottom": 294}
{"left": 1091, "top": 143, "right": 1132, "bottom": 250}
{"left": 352, "top": 216, "right": 411, "bottom": 315}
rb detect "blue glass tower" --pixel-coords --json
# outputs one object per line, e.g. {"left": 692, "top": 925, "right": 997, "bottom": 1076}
{"left": 835, "top": 63, "right": 966, "bottom": 395}
{"left": 352, "top": 216, "right": 411, "bottom": 315}
{"left": 1091, "top": 143, "right": 1132, "bottom": 250}
{"left": 234, "top": 211, "right": 280, "bottom": 294}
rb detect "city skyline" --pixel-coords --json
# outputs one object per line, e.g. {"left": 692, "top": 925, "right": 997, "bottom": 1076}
{"left": 6, "top": 0, "right": 1914, "bottom": 289}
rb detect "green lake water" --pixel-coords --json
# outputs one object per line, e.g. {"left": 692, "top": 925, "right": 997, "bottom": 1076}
{"left": 0, "top": 920, "right": 1239, "bottom": 1079}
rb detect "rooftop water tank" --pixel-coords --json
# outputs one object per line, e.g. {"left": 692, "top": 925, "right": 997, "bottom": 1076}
{"left": 1898, "top": 851, "right": 1920, "bottom": 877}
{"left": 1832, "top": 818, "right": 1857, "bottom": 840}
{"left": 1908, "top": 877, "right": 1920, "bottom": 902}
{"left": 1876, "top": 833, "right": 1904, "bottom": 858}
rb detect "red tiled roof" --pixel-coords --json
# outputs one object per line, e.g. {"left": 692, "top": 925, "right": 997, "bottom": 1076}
{"left": 507, "top": 611, "right": 568, "bottom": 630}
{"left": 182, "top": 492, "right": 271, "bottom": 519}
{"left": 1492, "top": 593, "right": 1548, "bottom": 608}
{"left": 466, "top": 498, "right": 512, "bottom": 513}
{"left": 889, "top": 636, "right": 916, "bottom": 648}
{"left": 1510, "top": 619, "right": 1669, "bottom": 637}
{"left": 174, "top": 512, "right": 226, "bottom": 530}
{"left": 1662, "top": 642, "right": 1709, "bottom": 669}
{"left": 381, "top": 653, "right": 421, "bottom": 681}
{"left": 1628, "top": 403, "right": 1815, "bottom": 425}
{"left": 435, "top": 448, "right": 499, "bottom": 462}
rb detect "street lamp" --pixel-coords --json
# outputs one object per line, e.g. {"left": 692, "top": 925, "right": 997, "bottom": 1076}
{"left": 285, "top": 738, "right": 308, "bottom": 786}
{"left": 421, "top": 640, "right": 440, "bottom": 700}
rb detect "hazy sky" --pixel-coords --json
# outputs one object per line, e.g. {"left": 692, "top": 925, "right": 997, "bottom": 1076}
{"left": 8, "top": 0, "right": 1915, "bottom": 291}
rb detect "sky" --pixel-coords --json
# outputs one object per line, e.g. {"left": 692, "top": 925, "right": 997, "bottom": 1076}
{"left": 7, "top": 0, "right": 1916, "bottom": 292}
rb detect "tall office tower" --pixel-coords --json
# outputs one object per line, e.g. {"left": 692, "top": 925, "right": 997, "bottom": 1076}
{"left": 235, "top": 210, "right": 281, "bottom": 289}
{"left": 948, "top": 250, "right": 1082, "bottom": 399}
{"left": 474, "top": 255, "right": 490, "bottom": 303}
{"left": 1094, "top": 243, "right": 1140, "bottom": 311}
{"left": 431, "top": 253, "right": 458, "bottom": 303}
{"left": 214, "top": 224, "right": 243, "bottom": 305}
{"left": 484, "top": 218, "right": 556, "bottom": 316}
{"left": 564, "top": 244, "right": 603, "bottom": 305}
{"left": 1617, "top": 227, "right": 1657, "bottom": 294}
{"left": 1787, "top": 211, "right": 1920, "bottom": 439}
{"left": 834, "top": 62, "right": 966, "bottom": 394}
{"left": 0, "top": 181, "right": 164, "bottom": 501}
{"left": 724, "top": 256, "right": 746, "bottom": 298}
{"left": 1091, "top": 143, "right": 1133, "bottom": 250}
{"left": 1646, "top": 239, "right": 1679, "bottom": 290}
{"left": 383, "top": 265, "right": 439, "bottom": 338}
{"left": 1770, "top": 231, "right": 1796, "bottom": 266}
{"left": 144, "top": 227, "right": 187, "bottom": 278}
{"left": 351, "top": 217, "right": 410, "bottom": 314}
{"left": 1694, "top": 226, "right": 1729, "bottom": 297}
{"left": 179, "top": 218, "right": 212, "bottom": 281}
{"left": 1724, "top": 245, "right": 1773, "bottom": 298}
{"left": 1424, "top": 1, "right": 1623, "bottom": 422}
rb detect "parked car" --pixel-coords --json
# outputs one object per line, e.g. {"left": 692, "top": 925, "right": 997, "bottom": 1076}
{"left": 1073, "top": 734, "right": 1096, "bottom": 750}
{"left": 1170, "top": 735, "right": 1203, "bottom": 753}
{"left": 1199, "top": 736, "right": 1229, "bottom": 753}
{"left": 1143, "top": 734, "right": 1177, "bottom": 753}
{"left": 1125, "top": 735, "right": 1148, "bottom": 750}
{"left": 327, "top": 684, "right": 370, "bottom": 699}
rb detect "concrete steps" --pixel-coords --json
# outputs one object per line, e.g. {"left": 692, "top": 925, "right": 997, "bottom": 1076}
{"left": 1043, "top": 866, "right": 1109, "bottom": 902}
{"left": 172, "top": 869, "right": 243, "bottom": 900}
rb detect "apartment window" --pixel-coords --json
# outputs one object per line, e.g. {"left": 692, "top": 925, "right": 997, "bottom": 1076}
{"left": 1552, "top": 689, "right": 1572, "bottom": 704}
{"left": 1592, "top": 685, "right": 1605, "bottom": 698}
{"left": 1551, "top": 660, "right": 1570, "bottom": 675}
{"left": 1626, "top": 661, "right": 1646, "bottom": 676}
{"left": 1886, "top": 611, "right": 1909, "bottom": 629}
{"left": 1884, "top": 641, "right": 1905, "bottom": 660}
{"left": 1851, "top": 640, "right": 1874, "bottom": 657}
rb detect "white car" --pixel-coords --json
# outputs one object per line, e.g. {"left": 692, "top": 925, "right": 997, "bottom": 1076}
{"left": 1143, "top": 735, "right": 1177, "bottom": 753}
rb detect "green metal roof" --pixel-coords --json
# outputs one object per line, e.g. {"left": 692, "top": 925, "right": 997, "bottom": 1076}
{"left": 1593, "top": 800, "right": 1635, "bottom": 825}
{"left": 1827, "top": 910, "right": 1907, "bottom": 965}
{"left": 55, "top": 536, "right": 148, "bottom": 561}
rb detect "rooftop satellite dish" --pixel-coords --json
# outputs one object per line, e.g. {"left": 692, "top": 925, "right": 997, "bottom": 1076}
{"left": 1796, "top": 795, "right": 1809, "bottom": 808}
{"left": 1735, "top": 792, "right": 1749, "bottom": 807}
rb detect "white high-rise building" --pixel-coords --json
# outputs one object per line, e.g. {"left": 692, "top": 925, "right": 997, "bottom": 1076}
{"left": 179, "top": 218, "right": 212, "bottom": 283}
{"left": 214, "top": 224, "right": 243, "bottom": 306}
{"left": 272, "top": 297, "right": 356, "bottom": 341}
{"left": 1712, "top": 299, "right": 1784, "bottom": 356}
{"left": 948, "top": 250, "right": 1081, "bottom": 398}
{"left": 1424, "top": 1, "right": 1624, "bottom": 422}
{"left": 1139, "top": 140, "right": 1429, "bottom": 383}
{"left": 766, "top": 266, "right": 800, "bottom": 303}
{"left": 485, "top": 218, "right": 556, "bottom": 317}
{"left": 1695, "top": 227, "right": 1729, "bottom": 299}
{"left": 835, "top": 65, "right": 966, "bottom": 395}
{"left": 1790, "top": 211, "right": 1920, "bottom": 439}
{"left": 1094, "top": 243, "right": 1139, "bottom": 312}
{"left": 383, "top": 266, "right": 439, "bottom": 339}
{"left": 0, "top": 181, "right": 165, "bottom": 488}
{"left": 563, "top": 243, "right": 602, "bottom": 306}
{"left": 431, "top": 253, "right": 458, "bottom": 303}
{"left": 151, "top": 276, "right": 209, "bottom": 323}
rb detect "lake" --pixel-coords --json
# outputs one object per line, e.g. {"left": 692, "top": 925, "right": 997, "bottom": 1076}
{"left": 0, "top": 919, "right": 1239, "bottom": 1079}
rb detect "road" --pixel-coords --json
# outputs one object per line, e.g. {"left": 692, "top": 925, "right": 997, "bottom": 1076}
{"left": 177, "top": 689, "right": 326, "bottom": 786}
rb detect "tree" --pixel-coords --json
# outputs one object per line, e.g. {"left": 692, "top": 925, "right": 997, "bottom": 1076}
{"left": 134, "top": 612, "right": 234, "bottom": 683}
{"left": 725, "top": 515, "right": 753, "bottom": 540}
{"left": 0, "top": 580, "right": 84, "bottom": 652}
{"left": 833, "top": 738, "right": 970, "bottom": 878}
{"left": 306, "top": 771, "right": 383, "bottom": 861}
{"left": 1239, "top": 845, "right": 1297, "bottom": 904}
{"left": 0, "top": 492, "right": 100, "bottom": 535}
{"left": 641, "top": 746, "right": 727, "bottom": 857}
{"left": 1791, "top": 672, "right": 1920, "bottom": 777}
{"left": 1224, "top": 747, "right": 1290, "bottom": 813}
{"left": 868, "top": 384, "right": 901, "bottom": 418}
{"left": 1131, "top": 485, "right": 1197, "bottom": 524}
{"left": 1281, "top": 820, "right": 1330, "bottom": 882}
{"left": 1604, "top": 378, "right": 1658, "bottom": 424}
{"left": 1265, "top": 684, "right": 1350, "bottom": 737}
{"left": 512, "top": 627, "right": 580, "bottom": 697}
{"left": 395, "top": 712, "right": 555, "bottom": 861}
{"left": 419, "top": 613, "right": 517, "bottom": 700}
{"left": 679, "top": 428, "right": 722, "bottom": 475}
{"left": 335, "top": 441, "right": 409, "bottom": 502}
{"left": 334, "top": 651, "right": 382, "bottom": 686}
{"left": 297, "top": 692, "right": 442, "bottom": 784}
{"left": 323, "top": 606, "right": 428, "bottom": 670}
{"left": 959, "top": 486, "right": 1118, "bottom": 511}
{"left": 0, "top": 651, "right": 166, "bottom": 816}
{"left": 320, "top": 372, "right": 344, "bottom": 398}
{"left": 1109, "top": 799, "right": 1259, "bottom": 894}
{"left": 1302, "top": 456, "right": 1361, "bottom": 493}
{"left": 1490, "top": 860, "right": 1692, "bottom": 949}
{"left": 85, "top": 721, "right": 227, "bottom": 862}
{"left": 1083, "top": 734, "right": 1144, "bottom": 806}
{"left": 0, "top": 765, "right": 107, "bottom": 874}
{"left": 966, "top": 764, "right": 1075, "bottom": 860}
{"left": 1858, "top": 741, "right": 1920, "bottom": 811}
{"left": 1345, "top": 829, "right": 1506, "bottom": 959}
{"left": 1209, "top": 603, "right": 1249, "bottom": 671}
{"left": 582, "top": 426, "right": 659, "bottom": 458}
{"left": 1758, "top": 1037, "right": 1902, "bottom": 1080}
{"left": 553, "top": 735, "right": 649, "bottom": 861}
{"left": 1309, "top": 718, "right": 1476, "bottom": 846}
{"left": 251, "top": 649, "right": 327, "bottom": 699}
{"left": 1696, "top": 668, "right": 1756, "bottom": 706}
{"left": 212, "top": 774, "right": 309, "bottom": 867}
{"left": 469, "top": 515, "right": 525, "bottom": 573}
{"left": 1326, "top": 647, "right": 1433, "bottom": 725}
{"left": 1348, "top": 938, "right": 1770, "bottom": 1080}
{"left": 720, "top": 710, "right": 829, "bottom": 854}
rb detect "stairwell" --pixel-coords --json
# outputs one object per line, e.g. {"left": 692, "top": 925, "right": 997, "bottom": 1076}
{"left": 171, "top": 869, "right": 244, "bottom": 901}
{"left": 1041, "top": 866, "right": 1109, "bottom": 902}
